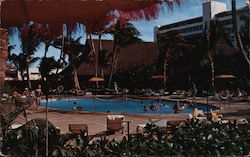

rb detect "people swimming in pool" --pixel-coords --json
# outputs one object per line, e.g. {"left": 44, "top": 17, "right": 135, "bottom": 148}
{"left": 150, "top": 102, "right": 157, "bottom": 111}
{"left": 73, "top": 102, "right": 77, "bottom": 111}
{"left": 173, "top": 100, "right": 180, "bottom": 113}
{"left": 183, "top": 103, "right": 191, "bottom": 108}
{"left": 77, "top": 105, "right": 83, "bottom": 111}
{"left": 143, "top": 105, "right": 149, "bottom": 111}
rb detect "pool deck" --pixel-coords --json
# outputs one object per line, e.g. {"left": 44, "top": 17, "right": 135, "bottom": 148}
{"left": 14, "top": 95, "right": 250, "bottom": 140}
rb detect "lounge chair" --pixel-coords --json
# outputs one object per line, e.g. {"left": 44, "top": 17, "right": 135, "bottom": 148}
{"left": 166, "top": 120, "right": 185, "bottom": 134}
{"left": 149, "top": 118, "right": 168, "bottom": 128}
{"left": 159, "top": 89, "right": 169, "bottom": 96}
{"left": 69, "top": 124, "right": 88, "bottom": 136}
{"left": 107, "top": 115, "right": 125, "bottom": 134}
{"left": 136, "top": 118, "right": 167, "bottom": 134}
{"left": 222, "top": 116, "right": 248, "bottom": 124}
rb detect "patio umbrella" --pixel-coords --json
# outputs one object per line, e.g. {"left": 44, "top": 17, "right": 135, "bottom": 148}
{"left": 215, "top": 74, "right": 237, "bottom": 79}
{"left": 89, "top": 77, "right": 105, "bottom": 82}
{"left": 215, "top": 74, "right": 237, "bottom": 92}
{"left": 89, "top": 77, "right": 105, "bottom": 112}
{"left": 150, "top": 75, "right": 168, "bottom": 80}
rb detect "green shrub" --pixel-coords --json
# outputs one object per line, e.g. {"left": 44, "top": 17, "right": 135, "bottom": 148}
{"left": 3, "top": 119, "right": 250, "bottom": 156}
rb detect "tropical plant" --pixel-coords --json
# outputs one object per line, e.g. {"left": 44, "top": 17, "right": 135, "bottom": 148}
{"left": 3, "top": 118, "right": 60, "bottom": 156}
{"left": 104, "top": 18, "right": 141, "bottom": 88}
{"left": 157, "top": 30, "right": 191, "bottom": 87}
{"left": 3, "top": 119, "right": 250, "bottom": 156}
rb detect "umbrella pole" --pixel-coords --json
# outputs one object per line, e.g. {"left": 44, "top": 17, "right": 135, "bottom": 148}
{"left": 45, "top": 94, "right": 48, "bottom": 157}
{"left": 159, "top": 97, "right": 162, "bottom": 113}
{"left": 92, "top": 95, "right": 95, "bottom": 112}
{"left": 44, "top": 78, "right": 49, "bottom": 157}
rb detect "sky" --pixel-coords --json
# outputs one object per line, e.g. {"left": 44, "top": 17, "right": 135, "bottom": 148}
{"left": 9, "top": 0, "right": 247, "bottom": 62}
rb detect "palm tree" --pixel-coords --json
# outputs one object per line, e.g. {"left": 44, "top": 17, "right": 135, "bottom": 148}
{"left": 8, "top": 53, "right": 38, "bottom": 82}
{"left": 8, "top": 46, "right": 25, "bottom": 81}
{"left": 41, "top": 26, "right": 57, "bottom": 58}
{"left": 98, "top": 49, "right": 112, "bottom": 78}
{"left": 39, "top": 57, "right": 62, "bottom": 81}
{"left": 206, "top": 20, "right": 225, "bottom": 87}
{"left": 239, "top": 15, "right": 249, "bottom": 57}
{"left": 19, "top": 24, "right": 42, "bottom": 89}
{"left": 53, "top": 36, "right": 87, "bottom": 90}
{"left": 231, "top": 0, "right": 250, "bottom": 65}
{"left": 157, "top": 30, "right": 191, "bottom": 87}
{"left": 105, "top": 19, "right": 141, "bottom": 88}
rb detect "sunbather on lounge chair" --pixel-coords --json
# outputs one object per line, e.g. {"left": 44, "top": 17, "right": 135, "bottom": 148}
{"left": 236, "top": 88, "right": 248, "bottom": 99}
{"left": 192, "top": 108, "right": 207, "bottom": 122}
{"left": 219, "top": 90, "right": 232, "bottom": 101}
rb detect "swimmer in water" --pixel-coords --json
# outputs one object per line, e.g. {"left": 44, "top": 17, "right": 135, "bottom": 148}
{"left": 150, "top": 102, "right": 157, "bottom": 111}
{"left": 143, "top": 105, "right": 149, "bottom": 111}
{"left": 173, "top": 100, "right": 180, "bottom": 113}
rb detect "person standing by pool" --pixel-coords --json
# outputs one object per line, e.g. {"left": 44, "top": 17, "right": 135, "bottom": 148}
{"left": 114, "top": 82, "right": 119, "bottom": 94}
{"left": 73, "top": 102, "right": 77, "bottom": 111}
{"left": 191, "top": 82, "right": 198, "bottom": 101}
{"left": 35, "top": 85, "right": 43, "bottom": 109}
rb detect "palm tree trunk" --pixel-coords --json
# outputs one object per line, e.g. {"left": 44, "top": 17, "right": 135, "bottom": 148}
{"left": 232, "top": 0, "right": 250, "bottom": 65}
{"left": 89, "top": 33, "right": 99, "bottom": 88}
{"left": 44, "top": 42, "right": 49, "bottom": 58}
{"left": 163, "top": 58, "right": 167, "bottom": 88}
{"left": 101, "top": 68, "right": 104, "bottom": 78}
{"left": 108, "top": 41, "right": 117, "bottom": 88}
{"left": 56, "top": 26, "right": 65, "bottom": 74}
{"left": 26, "top": 66, "right": 32, "bottom": 89}
{"left": 98, "top": 33, "right": 102, "bottom": 53}
{"left": 73, "top": 66, "right": 81, "bottom": 90}
{"left": 209, "top": 52, "right": 215, "bottom": 87}
{"left": 89, "top": 33, "right": 98, "bottom": 77}
{"left": 20, "top": 71, "right": 25, "bottom": 82}
{"left": 98, "top": 33, "right": 103, "bottom": 78}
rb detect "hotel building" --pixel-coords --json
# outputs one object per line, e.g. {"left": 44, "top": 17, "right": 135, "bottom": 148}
{"left": 154, "top": 0, "right": 249, "bottom": 47}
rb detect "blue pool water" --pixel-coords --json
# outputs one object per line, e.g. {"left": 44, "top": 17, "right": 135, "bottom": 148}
{"left": 41, "top": 98, "right": 216, "bottom": 114}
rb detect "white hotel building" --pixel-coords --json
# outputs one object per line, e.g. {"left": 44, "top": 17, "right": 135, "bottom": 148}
{"left": 154, "top": 0, "right": 249, "bottom": 47}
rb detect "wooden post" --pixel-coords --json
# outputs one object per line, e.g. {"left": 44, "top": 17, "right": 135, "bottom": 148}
{"left": 0, "top": 26, "right": 9, "bottom": 156}
{"left": 0, "top": 28, "right": 8, "bottom": 94}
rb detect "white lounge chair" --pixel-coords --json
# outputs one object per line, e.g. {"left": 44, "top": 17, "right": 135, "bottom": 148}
{"left": 107, "top": 115, "right": 125, "bottom": 133}
{"left": 149, "top": 118, "right": 168, "bottom": 128}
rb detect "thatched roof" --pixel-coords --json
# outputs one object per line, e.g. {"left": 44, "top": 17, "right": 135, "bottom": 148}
{"left": 77, "top": 40, "right": 158, "bottom": 76}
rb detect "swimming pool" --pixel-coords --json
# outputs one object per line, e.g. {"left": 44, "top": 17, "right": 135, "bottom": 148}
{"left": 41, "top": 97, "right": 217, "bottom": 114}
